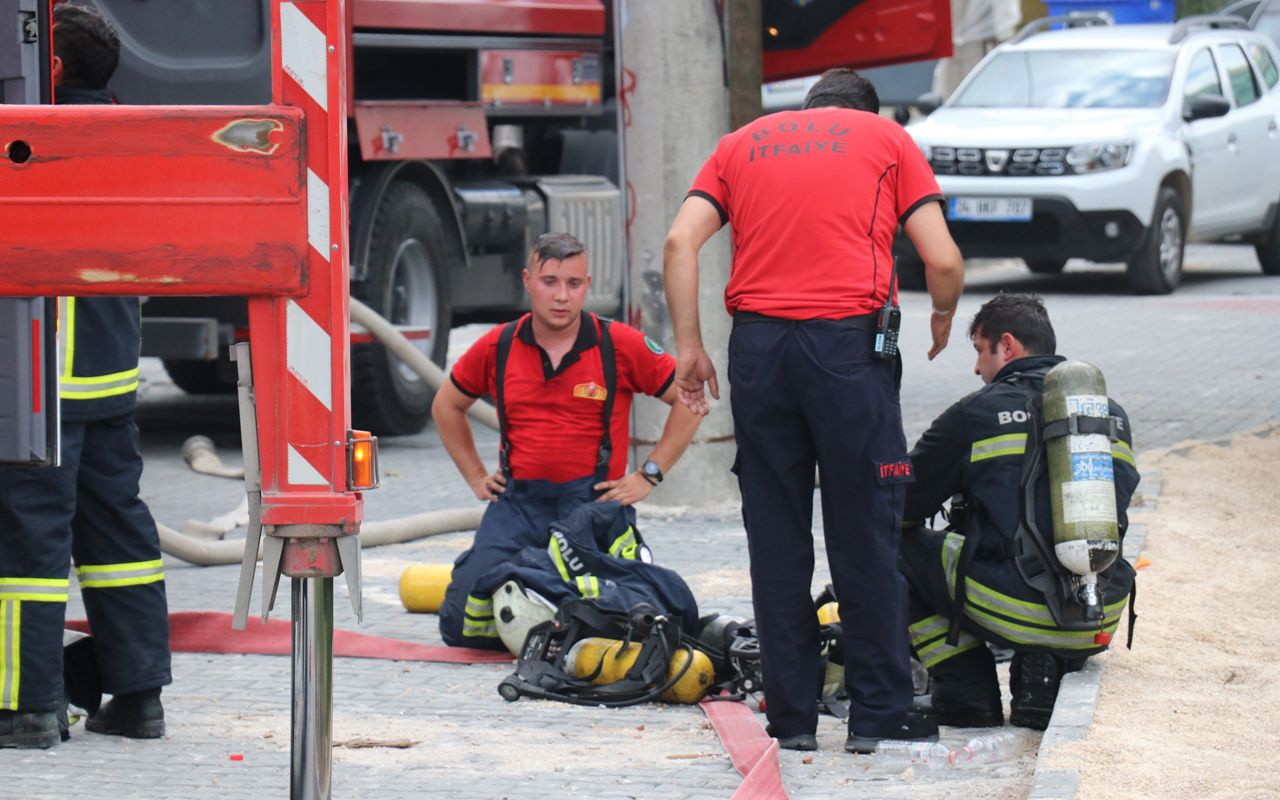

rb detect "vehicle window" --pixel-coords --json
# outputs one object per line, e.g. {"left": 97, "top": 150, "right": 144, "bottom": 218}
{"left": 1257, "top": 14, "right": 1280, "bottom": 54}
{"left": 952, "top": 50, "right": 1175, "bottom": 108}
{"left": 1184, "top": 48, "right": 1224, "bottom": 101}
{"left": 1219, "top": 44, "right": 1261, "bottom": 104}
{"left": 1248, "top": 42, "right": 1280, "bottom": 88}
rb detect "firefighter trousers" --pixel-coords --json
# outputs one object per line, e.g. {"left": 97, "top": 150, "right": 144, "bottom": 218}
{"left": 0, "top": 414, "right": 171, "bottom": 712}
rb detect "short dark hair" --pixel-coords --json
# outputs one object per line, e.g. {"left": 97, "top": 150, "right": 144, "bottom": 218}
{"left": 53, "top": 3, "right": 120, "bottom": 90}
{"left": 802, "top": 68, "right": 880, "bottom": 114}
{"left": 527, "top": 232, "right": 587, "bottom": 271}
{"left": 969, "top": 293, "right": 1057, "bottom": 355}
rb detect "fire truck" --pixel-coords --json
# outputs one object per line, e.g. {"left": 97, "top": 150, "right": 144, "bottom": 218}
{"left": 75, "top": 0, "right": 952, "bottom": 436}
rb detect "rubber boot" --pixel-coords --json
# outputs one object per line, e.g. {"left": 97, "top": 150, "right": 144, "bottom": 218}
{"left": 85, "top": 687, "right": 165, "bottom": 739}
{"left": 916, "top": 645, "right": 1004, "bottom": 728}
{"left": 1009, "top": 652, "right": 1062, "bottom": 731}
{"left": 0, "top": 710, "right": 60, "bottom": 749}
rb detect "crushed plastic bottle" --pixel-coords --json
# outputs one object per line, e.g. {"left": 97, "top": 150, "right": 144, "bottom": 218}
{"left": 870, "top": 740, "right": 953, "bottom": 771}
{"left": 951, "top": 729, "right": 1021, "bottom": 765}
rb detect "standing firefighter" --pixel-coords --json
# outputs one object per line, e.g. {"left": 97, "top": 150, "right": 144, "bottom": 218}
{"left": 900, "top": 294, "right": 1138, "bottom": 730}
{"left": 663, "top": 68, "right": 964, "bottom": 753}
{"left": 0, "top": 4, "right": 171, "bottom": 750}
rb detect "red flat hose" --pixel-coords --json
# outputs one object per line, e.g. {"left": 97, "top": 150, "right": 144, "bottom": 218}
{"left": 700, "top": 694, "right": 789, "bottom": 800}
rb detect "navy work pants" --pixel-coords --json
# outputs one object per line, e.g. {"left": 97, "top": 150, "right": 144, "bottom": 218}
{"left": 728, "top": 318, "right": 913, "bottom": 737}
{"left": 0, "top": 414, "right": 171, "bottom": 712}
{"left": 439, "top": 476, "right": 602, "bottom": 649}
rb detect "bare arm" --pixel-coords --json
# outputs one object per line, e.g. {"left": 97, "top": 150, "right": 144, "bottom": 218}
{"left": 431, "top": 380, "right": 506, "bottom": 501}
{"left": 594, "top": 381, "right": 704, "bottom": 505}
{"left": 903, "top": 201, "right": 965, "bottom": 360}
{"left": 663, "top": 197, "right": 725, "bottom": 415}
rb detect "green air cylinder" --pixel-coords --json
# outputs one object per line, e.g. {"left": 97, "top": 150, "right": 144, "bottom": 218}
{"left": 1043, "top": 361, "right": 1120, "bottom": 618}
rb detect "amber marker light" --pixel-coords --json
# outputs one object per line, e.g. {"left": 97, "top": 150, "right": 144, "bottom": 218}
{"left": 346, "top": 430, "right": 380, "bottom": 491}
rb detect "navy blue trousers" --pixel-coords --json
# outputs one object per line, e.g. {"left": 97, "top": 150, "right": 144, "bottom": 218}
{"left": 728, "top": 319, "right": 913, "bottom": 737}
{"left": 439, "top": 476, "right": 604, "bottom": 649}
{"left": 0, "top": 414, "right": 171, "bottom": 712}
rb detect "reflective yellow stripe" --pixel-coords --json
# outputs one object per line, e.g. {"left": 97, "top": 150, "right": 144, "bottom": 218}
{"left": 941, "top": 532, "right": 964, "bottom": 598}
{"left": 970, "top": 433, "right": 1028, "bottom": 462}
{"left": 907, "top": 614, "right": 950, "bottom": 647}
{"left": 1, "top": 599, "right": 18, "bottom": 710}
{"left": 548, "top": 536, "right": 572, "bottom": 583}
{"left": 57, "top": 297, "right": 139, "bottom": 399}
{"left": 965, "top": 603, "right": 1119, "bottom": 649}
{"left": 916, "top": 633, "right": 981, "bottom": 669}
{"left": 60, "top": 297, "right": 74, "bottom": 381}
{"left": 61, "top": 367, "right": 140, "bottom": 386}
{"left": 1112, "top": 441, "right": 1136, "bottom": 467}
{"left": 0, "top": 577, "right": 70, "bottom": 603}
{"left": 464, "top": 595, "right": 494, "bottom": 620}
{"left": 608, "top": 527, "right": 637, "bottom": 558}
{"left": 462, "top": 618, "right": 499, "bottom": 638}
{"left": 575, "top": 575, "right": 600, "bottom": 599}
{"left": 76, "top": 559, "right": 164, "bottom": 589}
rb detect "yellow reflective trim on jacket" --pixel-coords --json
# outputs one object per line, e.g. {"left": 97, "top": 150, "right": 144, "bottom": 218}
{"left": 970, "top": 433, "right": 1028, "bottom": 462}
{"left": 57, "top": 297, "right": 139, "bottom": 400}
{"left": 1, "top": 599, "right": 19, "bottom": 710}
{"left": 60, "top": 297, "right": 75, "bottom": 381}
{"left": 1112, "top": 441, "right": 1136, "bottom": 467}
{"left": 548, "top": 536, "right": 572, "bottom": 583}
{"left": 76, "top": 559, "right": 165, "bottom": 589}
{"left": 908, "top": 614, "right": 950, "bottom": 645}
{"left": 916, "top": 633, "right": 981, "bottom": 669}
{"left": 575, "top": 575, "right": 600, "bottom": 599}
{"left": 462, "top": 619, "right": 499, "bottom": 638}
{"left": 964, "top": 603, "right": 1120, "bottom": 649}
{"left": 464, "top": 595, "right": 494, "bottom": 620}
{"left": 0, "top": 577, "right": 70, "bottom": 603}
{"left": 608, "top": 526, "right": 638, "bottom": 559}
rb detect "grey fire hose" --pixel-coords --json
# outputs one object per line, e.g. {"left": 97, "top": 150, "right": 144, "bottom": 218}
{"left": 159, "top": 301, "right": 497, "bottom": 565}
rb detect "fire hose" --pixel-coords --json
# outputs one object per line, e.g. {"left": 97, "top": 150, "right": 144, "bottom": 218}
{"left": 157, "top": 300, "right": 497, "bottom": 565}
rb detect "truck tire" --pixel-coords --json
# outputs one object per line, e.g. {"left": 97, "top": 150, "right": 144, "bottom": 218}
{"left": 162, "top": 359, "right": 234, "bottom": 395}
{"left": 351, "top": 182, "right": 452, "bottom": 436}
{"left": 1126, "top": 186, "right": 1185, "bottom": 295}
{"left": 1254, "top": 207, "right": 1280, "bottom": 276}
{"left": 1025, "top": 258, "right": 1066, "bottom": 274}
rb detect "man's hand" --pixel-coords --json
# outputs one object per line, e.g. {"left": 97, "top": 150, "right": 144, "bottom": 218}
{"left": 675, "top": 350, "right": 719, "bottom": 416}
{"left": 594, "top": 471, "right": 655, "bottom": 506}
{"left": 928, "top": 308, "right": 954, "bottom": 360}
{"left": 468, "top": 470, "right": 507, "bottom": 502}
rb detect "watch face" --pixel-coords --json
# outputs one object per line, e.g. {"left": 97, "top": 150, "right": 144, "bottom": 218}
{"left": 643, "top": 460, "right": 662, "bottom": 479}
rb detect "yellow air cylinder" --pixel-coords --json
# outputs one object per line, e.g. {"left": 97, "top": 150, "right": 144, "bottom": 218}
{"left": 398, "top": 564, "right": 453, "bottom": 613}
{"left": 565, "top": 637, "right": 714, "bottom": 704}
{"left": 816, "top": 602, "right": 841, "bottom": 625}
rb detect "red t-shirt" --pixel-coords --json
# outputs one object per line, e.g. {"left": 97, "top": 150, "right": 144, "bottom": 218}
{"left": 687, "top": 107, "right": 943, "bottom": 319}
{"left": 450, "top": 313, "right": 676, "bottom": 482}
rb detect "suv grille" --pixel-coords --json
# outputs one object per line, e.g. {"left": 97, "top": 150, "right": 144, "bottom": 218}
{"left": 929, "top": 147, "right": 1068, "bottom": 177}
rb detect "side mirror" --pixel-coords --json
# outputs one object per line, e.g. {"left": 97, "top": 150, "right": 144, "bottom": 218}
{"left": 1184, "top": 94, "right": 1231, "bottom": 121}
{"left": 915, "top": 91, "right": 944, "bottom": 115}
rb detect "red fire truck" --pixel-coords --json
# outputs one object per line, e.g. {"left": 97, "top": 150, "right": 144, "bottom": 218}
{"left": 82, "top": 0, "right": 951, "bottom": 435}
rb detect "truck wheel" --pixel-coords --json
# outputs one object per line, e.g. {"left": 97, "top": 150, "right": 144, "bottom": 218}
{"left": 162, "top": 359, "right": 234, "bottom": 395}
{"left": 1025, "top": 258, "right": 1066, "bottom": 274}
{"left": 352, "top": 182, "right": 452, "bottom": 436}
{"left": 897, "top": 257, "right": 927, "bottom": 291}
{"left": 1126, "top": 186, "right": 1185, "bottom": 295}
{"left": 1253, "top": 208, "right": 1280, "bottom": 275}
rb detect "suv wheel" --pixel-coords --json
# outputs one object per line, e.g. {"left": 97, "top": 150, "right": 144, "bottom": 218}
{"left": 1254, "top": 207, "right": 1280, "bottom": 276}
{"left": 1126, "top": 186, "right": 1185, "bottom": 295}
{"left": 1025, "top": 258, "right": 1066, "bottom": 274}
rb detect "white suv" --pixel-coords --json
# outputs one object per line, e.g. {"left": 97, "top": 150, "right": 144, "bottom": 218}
{"left": 897, "top": 14, "right": 1280, "bottom": 293}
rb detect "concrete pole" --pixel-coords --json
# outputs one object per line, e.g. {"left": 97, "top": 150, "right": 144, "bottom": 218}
{"left": 727, "top": 0, "right": 763, "bottom": 131}
{"left": 618, "top": 0, "right": 738, "bottom": 508}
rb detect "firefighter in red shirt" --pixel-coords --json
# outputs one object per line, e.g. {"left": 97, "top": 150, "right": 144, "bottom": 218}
{"left": 432, "top": 233, "right": 701, "bottom": 649}
{"left": 664, "top": 69, "right": 964, "bottom": 753}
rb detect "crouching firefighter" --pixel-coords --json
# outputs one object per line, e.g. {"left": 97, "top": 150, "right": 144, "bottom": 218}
{"left": 897, "top": 294, "right": 1138, "bottom": 730}
{"left": 431, "top": 233, "right": 701, "bottom": 649}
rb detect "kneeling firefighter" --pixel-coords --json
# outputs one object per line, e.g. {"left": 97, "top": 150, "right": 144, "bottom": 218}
{"left": 897, "top": 294, "right": 1138, "bottom": 730}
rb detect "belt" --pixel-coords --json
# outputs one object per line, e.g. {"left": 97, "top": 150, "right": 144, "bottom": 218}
{"left": 732, "top": 310, "right": 876, "bottom": 331}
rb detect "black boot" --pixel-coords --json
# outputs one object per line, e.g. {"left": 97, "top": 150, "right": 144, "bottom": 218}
{"left": 85, "top": 687, "right": 165, "bottom": 739}
{"left": 918, "top": 646, "right": 1004, "bottom": 728}
{"left": 1009, "top": 652, "right": 1062, "bottom": 731}
{"left": 0, "top": 710, "right": 60, "bottom": 749}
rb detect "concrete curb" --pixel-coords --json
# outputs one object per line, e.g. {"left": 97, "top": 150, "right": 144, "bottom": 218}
{"left": 1026, "top": 469, "right": 1158, "bottom": 800}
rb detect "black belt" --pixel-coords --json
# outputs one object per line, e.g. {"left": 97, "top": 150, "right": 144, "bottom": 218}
{"left": 732, "top": 310, "right": 876, "bottom": 331}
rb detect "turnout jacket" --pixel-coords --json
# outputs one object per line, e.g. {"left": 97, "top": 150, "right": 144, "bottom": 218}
{"left": 55, "top": 87, "right": 143, "bottom": 422}
{"left": 904, "top": 355, "right": 1139, "bottom": 561}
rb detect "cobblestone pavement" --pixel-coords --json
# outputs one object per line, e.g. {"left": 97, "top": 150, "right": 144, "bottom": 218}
{"left": 4, "top": 246, "right": 1277, "bottom": 798}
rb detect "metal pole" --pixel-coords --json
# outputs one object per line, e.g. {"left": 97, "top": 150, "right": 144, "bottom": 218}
{"left": 291, "top": 576, "right": 334, "bottom": 800}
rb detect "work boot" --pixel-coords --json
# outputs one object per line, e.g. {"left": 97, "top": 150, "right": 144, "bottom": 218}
{"left": 1009, "top": 652, "right": 1062, "bottom": 731}
{"left": 85, "top": 688, "right": 165, "bottom": 739}
{"left": 765, "top": 724, "right": 818, "bottom": 752}
{"left": 0, "top": 710, "right": 60, "bottom": 749}
{"left": 844, "top": 711, "right": 939, "bottom": 754}
{"left": 921, "top": 645, "right": 1004, "bottom": 728}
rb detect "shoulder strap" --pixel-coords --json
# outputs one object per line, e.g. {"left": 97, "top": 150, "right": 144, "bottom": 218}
{"left": 595, "top": 317, "right": 616, "bottom": 484}
{"left": 494, "top": 318, "right": 521, "bottom": 478}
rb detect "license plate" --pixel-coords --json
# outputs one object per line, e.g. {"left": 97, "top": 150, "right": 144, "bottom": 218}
{"left": 948, "top": 196, "right": 1033, "bottom": 222}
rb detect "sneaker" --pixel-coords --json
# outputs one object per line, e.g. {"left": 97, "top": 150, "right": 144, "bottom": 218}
{"left": 1009, "top": 652, "right": 1061, "bottom": 731}
{"left": 765, "top": 724, "right": 818, "bottom": 752}
{"left": 85, "top": 688, "right": 165, "bottom": 739}
{"left": 845, "top": 711, "right": 939, "bottom": 754}
{"left": 912, "top": 693, "right": 1004, "bottom": 728}
{"left": 0, "top": 710, "right": 60, "bottom": 749}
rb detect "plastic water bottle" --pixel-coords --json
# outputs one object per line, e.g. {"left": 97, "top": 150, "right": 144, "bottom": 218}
{"left": 871, "top": 740, "right": 953, "bottom": 771}
{"left": 952, "top": 730, "right": 1021, "bottom": 765}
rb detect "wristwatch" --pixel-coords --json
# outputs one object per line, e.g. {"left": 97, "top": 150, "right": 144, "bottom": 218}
{"left": 641, "top": 459, "right": 664, "bottom": 485}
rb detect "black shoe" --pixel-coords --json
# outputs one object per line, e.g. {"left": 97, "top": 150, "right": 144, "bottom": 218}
{"left": 0, "top": 710, "right": 60, "bottom": 749}
{"left": 765, "top": 724, "right": 818, "bottom": 751}
{"left": 85, "top": 689, "right": 165, "bottom": 739}
{"left": 845, "top": 712, "right": 939, "bottom": 754}
{"left": 1009, "top": 652, "right": 1061, "bottom": 731}
{"left": 912, "top": 694, "right": 1004, "bottom": 728}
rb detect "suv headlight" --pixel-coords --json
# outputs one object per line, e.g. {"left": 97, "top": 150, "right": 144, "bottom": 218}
{"left": 1065, "top": 143, "right": 1132, "bottom": 174}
